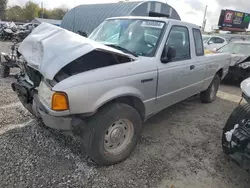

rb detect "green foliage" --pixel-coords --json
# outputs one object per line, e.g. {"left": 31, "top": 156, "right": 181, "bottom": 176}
{"left": 5, "top": 5, "right": 23, "bottom": 21}
{"left": 4, "top": 1, "right": 69, "bottom": 22}
{"left": 22, "top": 1, "right": 40, "bottom": 21}
{"left": 0, "top": 0, "right": 7, "bottom": 19}
{"left": 50, "top": 8, "right": 69, "bottom": 20}
{"left": 38, "top": 8, "right": 52, "bottom": 19}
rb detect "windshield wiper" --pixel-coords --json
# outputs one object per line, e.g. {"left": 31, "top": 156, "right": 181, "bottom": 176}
{"left": 106, "top": 44, "right": 138, "bottom": 57}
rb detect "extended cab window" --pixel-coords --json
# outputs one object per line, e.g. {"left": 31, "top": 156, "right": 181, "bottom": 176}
{"left": 193, "top": 28, "right": 204, "bottom": 56}
{"left": 165, "top": 26, "right": 190, "bottom": 61}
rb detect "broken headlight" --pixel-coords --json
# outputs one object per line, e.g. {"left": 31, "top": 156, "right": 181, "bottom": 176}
{"left": 38, "top": 81, "right": 54, "bottom": 106}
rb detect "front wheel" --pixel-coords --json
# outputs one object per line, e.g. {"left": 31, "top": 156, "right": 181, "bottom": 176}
{"left": 83, "top": 103, "right": 142, "bottom": 165}
{"left": 200, "top": 74, "right": 220, "bottom": 103}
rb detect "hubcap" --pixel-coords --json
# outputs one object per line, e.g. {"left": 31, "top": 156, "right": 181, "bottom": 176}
{"left": 104, "top": 119, "right": 134, "bottom": 155}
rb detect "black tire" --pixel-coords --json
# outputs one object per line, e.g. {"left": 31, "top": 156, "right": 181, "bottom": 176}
{"left": 0, "top": 63, "right": 10, "bottom": 78}
{"left": 83, "top": 103, "right": 142, "bottom": 165}
{"left": 222, "top": 104, "right": 250, "bottom": 154}
{"left": 200, "top": 74, "right": 220, "bottom": 103}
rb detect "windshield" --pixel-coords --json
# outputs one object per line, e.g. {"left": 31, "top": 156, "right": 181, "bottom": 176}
{"left": 218, "top": 43, "right": 250, "bottom": 54}
{"left": 202, "top": 36, "right": 210, "bottom": 43}
{"left": 88, "top": 19, "right": 166, "bottom": 57}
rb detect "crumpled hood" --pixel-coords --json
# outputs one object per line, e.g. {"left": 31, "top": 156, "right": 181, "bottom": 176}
{"left": 18, "top": 23, "right": 133, "bottom": 80}
{"left": 230, "top": 54, "right": 250, "bottom": 66}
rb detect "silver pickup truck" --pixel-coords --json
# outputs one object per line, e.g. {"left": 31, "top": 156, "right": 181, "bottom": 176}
{"left": 12, "top": 16, "right": 231, "bottom": 165}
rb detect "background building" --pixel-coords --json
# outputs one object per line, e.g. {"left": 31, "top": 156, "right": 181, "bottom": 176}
{"left": 31, "top": 18, "right": 62, "bottom": 26}
{"left": 61, "top": 1, "right": 180, "bottom": 34}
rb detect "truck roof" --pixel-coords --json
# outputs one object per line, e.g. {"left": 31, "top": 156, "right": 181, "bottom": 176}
{"left": 106, "top": 16, "right": 200, "bottom": 30}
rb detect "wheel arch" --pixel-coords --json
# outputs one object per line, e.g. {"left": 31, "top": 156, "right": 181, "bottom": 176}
{"left": 97, "top": 95, "right": 146, "bottom": 121}
{"left": 216, "top": 68, "right": 223, "bottom": 80}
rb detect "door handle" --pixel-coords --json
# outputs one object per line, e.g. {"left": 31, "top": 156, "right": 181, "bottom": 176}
{"left": 190, "top": 65, "right": 195, "bottom": 70}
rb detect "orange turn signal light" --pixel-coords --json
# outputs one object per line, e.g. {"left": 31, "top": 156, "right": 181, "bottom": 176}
{"left": 51, "top": 92, "right": 69, "bottom": 111}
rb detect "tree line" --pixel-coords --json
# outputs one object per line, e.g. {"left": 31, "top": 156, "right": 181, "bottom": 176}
{"left": 0, "top": 0, "right": 68, "bottom": 22}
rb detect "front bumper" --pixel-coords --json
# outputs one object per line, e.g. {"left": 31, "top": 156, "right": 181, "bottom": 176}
{"left": 34, "top": 94, "right": 86, "bottom": 131}
{"left": 12, "top": 80, "right": 85, "bottom": 131}
{"left": 33, "top": 95, "right": 73, "bottom": 130}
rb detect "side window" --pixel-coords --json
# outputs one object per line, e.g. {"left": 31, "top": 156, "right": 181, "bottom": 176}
{"left": 215, "top": 37, "right": 224, "bottom": 43}
{"left": 193, "top": 28, "right": 204, "bottom": 56}
{"left": 209, "top": 37, "right": 216, "bottom": 43}
{"left": 165, "top": 26, "right": 190, "bottom": 61}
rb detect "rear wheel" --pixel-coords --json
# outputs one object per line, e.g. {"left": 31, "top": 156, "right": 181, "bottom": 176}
{"left": 0, "top": 63, "right": 10, "bottom": 78}
{"left": 222, "top": 104, "right": 250, "bottom": 154}
{"left": 83, "top": 103, "right": 142, "bottom": 165}
{"left": 200, "top": 74, "right": 220, "bottom": 103}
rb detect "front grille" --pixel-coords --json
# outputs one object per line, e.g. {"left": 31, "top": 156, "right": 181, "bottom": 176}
{"left": 25, "top": 65, "right": 42, "bottom": 87}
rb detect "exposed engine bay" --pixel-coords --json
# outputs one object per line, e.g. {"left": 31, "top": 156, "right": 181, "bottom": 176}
{"left": 55, "top": 50, "right": 133, "bottom": 82}
{"left": 224, "top": 119, "right": 250, "bottom": 171}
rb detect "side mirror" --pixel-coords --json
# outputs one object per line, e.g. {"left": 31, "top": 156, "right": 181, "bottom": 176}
{"left": 161, "top": 46, "right": 176, "bottom": 63}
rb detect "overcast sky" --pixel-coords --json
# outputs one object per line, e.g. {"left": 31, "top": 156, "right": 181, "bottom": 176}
{"left": 8, "top": 0, "right": 250, "bottom": 31}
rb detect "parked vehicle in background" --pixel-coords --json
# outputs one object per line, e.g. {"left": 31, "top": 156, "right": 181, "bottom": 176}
{"left": 0, "top": 22, "right": 37, "bottom": 42}
{"left": 217, "top": 41, "right": 250, "bottom": 81}
{"left": 203, "top": 35, "right": 227, "bottom": 50}
{"left": 0, "top": 22, "right": 18, "bottom": 41}
{"left": 12, "top": 30, "right": 32, "bottom": 43}
{"left": 12, "top": 16, "right": 231, "bottom": 165}
{"left": 2, "top": 28, "right": 15, "bottom": 41}
{"left": 21, "top": 23, "right": 39, "bottom": 31}
{"left": 0, "top": 42, "right": 21, "bottom": 78}
{"left": 222, "top": 77, "right": 250, "bottom": 172}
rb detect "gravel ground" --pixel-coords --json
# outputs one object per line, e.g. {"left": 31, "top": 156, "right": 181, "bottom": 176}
{"left": 0, "top": 41, "right": 249, "bottom": 188}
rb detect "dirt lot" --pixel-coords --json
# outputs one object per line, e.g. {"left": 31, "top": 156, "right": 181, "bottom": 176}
{"left": 0, "top": 42, "right": 249, "bottom": 188}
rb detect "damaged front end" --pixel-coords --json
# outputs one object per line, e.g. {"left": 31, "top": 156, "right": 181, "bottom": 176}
{"left": 227, "top": 55, "right": 250, "bottom": 81}
{"left": 11, "top": 64, "right": 42, "bottom": 116}
{"left": 11, "top": 64, "right": 83, "bottom": 130}
{"left": 223, "top": 120, "right": 250, "bottom": 171}
{"left": 17, "top": 22, "right": 135, "bottom": 81}
{"left": 222, "top": 78, "right": 250, "bottom": 171}
{"left": 11, "top": 22, "right": 135, "bottom": 130}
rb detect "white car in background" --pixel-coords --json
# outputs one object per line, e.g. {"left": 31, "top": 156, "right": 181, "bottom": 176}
{"left": 203, "top": 35, "right": 227, "bottom": 50}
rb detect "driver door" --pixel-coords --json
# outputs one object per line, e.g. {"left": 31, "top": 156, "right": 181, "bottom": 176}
{"left": 156, "top": 25, "right": 197, "bottom": 111}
